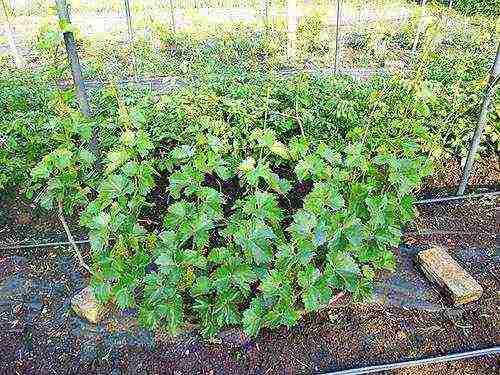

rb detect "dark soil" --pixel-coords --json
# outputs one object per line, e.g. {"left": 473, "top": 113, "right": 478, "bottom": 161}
{"left": 0, "top": 191, "right": 498, "bottom": 374}
{"left": 0, "top": 193, "right": 86, "bottom": 251}
{"left": 417, "top": 155, "right": 499, "bottom": 199}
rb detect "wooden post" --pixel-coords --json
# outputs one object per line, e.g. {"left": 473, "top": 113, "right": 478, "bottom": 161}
{"left": 457, "top": 42, "right": 500, "bottom": 195}
{"left": 123, "top": 0, "right": 138, "bottom": 80}
{"left": 55, "top": 0, "right": 91, "bottom": 118}
{"left": 287, "top": 0, "right": 297, "bottom": 59}
{"left": 333, "top": 0, "right": 341, "bottom": 73}
{"left": 1, "top": 0, "right": 24, "bottom": 68}
{"left": 418, "top": 247, "right": 483, "bottom": 305}
{"left": 124, "top": 0, "right": 133, "bottom": 41}
{"left": 412, "top": 0, "right": 427, "bottom": 55}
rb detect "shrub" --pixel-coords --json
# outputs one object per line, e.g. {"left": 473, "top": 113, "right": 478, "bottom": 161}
{"left": 0, "top": 69, "right": 59, "bottom": 193}
{"left": 30, "top": 72, "right": 437, "bottom": 337}
{"left": 445, "top": 0, "right": 500, "bottom": 18}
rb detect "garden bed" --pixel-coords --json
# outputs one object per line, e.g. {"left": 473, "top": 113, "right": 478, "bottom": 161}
{"left": 0, "top": 195, "right": 497, "bottom": 374}
{"left": 1, "top": 1, "right": 499, "bottom": 370}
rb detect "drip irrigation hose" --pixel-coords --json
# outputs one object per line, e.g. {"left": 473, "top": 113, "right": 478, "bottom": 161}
{"left": 324, "top": 346, "right": 500, "bottom": 375}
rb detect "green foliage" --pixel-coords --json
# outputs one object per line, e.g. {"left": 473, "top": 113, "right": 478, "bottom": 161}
{"left": 443, "top": 0, "right": 500, "bottom": 17}
{"left": 0, "top": 69, "right": 58, "bottom": 192}
{"left": 27, "top": 69, "right": 437, "bottom": 338}
{"left": 2, "top": 1, "right": 498, "bottom": 339}
{"left": 298, "top": 13, "right": 330, "bottom": 54}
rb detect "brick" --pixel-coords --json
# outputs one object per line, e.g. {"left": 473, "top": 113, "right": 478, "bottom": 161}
{"left": 417, "top": 246, "right": 483, "bottom": 305}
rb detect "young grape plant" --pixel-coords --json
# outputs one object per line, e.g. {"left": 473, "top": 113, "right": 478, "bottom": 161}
{"left": 28, "top": 71, "right": 437, "bottom": 338}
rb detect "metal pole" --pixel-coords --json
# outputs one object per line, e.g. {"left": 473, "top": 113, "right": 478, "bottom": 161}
{"left": 457, "top": 41, "right": 500, "bottom": 195}
{"left": 124, "top": 0, "right": 133, "bottom": 41}
{"left": 123, "top": 0, "right": 138, "bottom": 80}
{"left": 1, "top": 0, "right": 24, "bottom": 68}
{"left": 287, "top": 0, "right": 297, "bottom": 59}
{"left": 169, "top": 0, "right": 176, "bottom": 32}
{"left": 333, "top": 0, "right": 341, "bottom": 73}
{"left": 54, "top": 0, "right": 91, "bottom": 118}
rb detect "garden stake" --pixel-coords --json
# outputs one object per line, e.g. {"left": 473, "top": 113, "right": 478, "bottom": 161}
{"left": 169, "top": 0, "right": 176, "bottom": 33}
{"left": 334, "top": 0, "right": 341, "bottom": 74}
{"left": 123, "top": 0, "right": 139, "bottom": 80}
{"left": 124, "top": 0, "right": 133, "bottom": 41}
{"left": 412, "top": 0, "right": 427, "bottom": 55}
{"left": 287, "top": 0, "right": 298, "bottom": 59}
{"left": 457, "top": 41, "right": 500, "bottom": 195}
{"left": 261, "top": 0, "right": 269, "bottom": 33}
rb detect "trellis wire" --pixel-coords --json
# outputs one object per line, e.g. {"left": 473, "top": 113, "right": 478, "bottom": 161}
{"left": 0, "top": 239, "right": 90, "bottom": 251}
{"left": 1, "top": 190, "right": 497, "bottom": 253}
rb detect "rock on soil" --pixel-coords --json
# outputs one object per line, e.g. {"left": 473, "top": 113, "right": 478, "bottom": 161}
{"left": 417, "top": 246, "right": 483, "bottom": 305}
{"left": 71, "top": 287, "right": 104, "bottom": 324}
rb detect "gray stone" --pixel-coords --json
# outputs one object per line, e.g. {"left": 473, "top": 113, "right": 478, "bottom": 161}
{"left": 216, "top": 327, "right": 251, "bottom": 347}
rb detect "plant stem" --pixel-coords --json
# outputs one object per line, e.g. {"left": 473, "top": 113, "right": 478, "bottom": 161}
{"left": 58, "top": 201, "right": 92, "bottom": 274}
